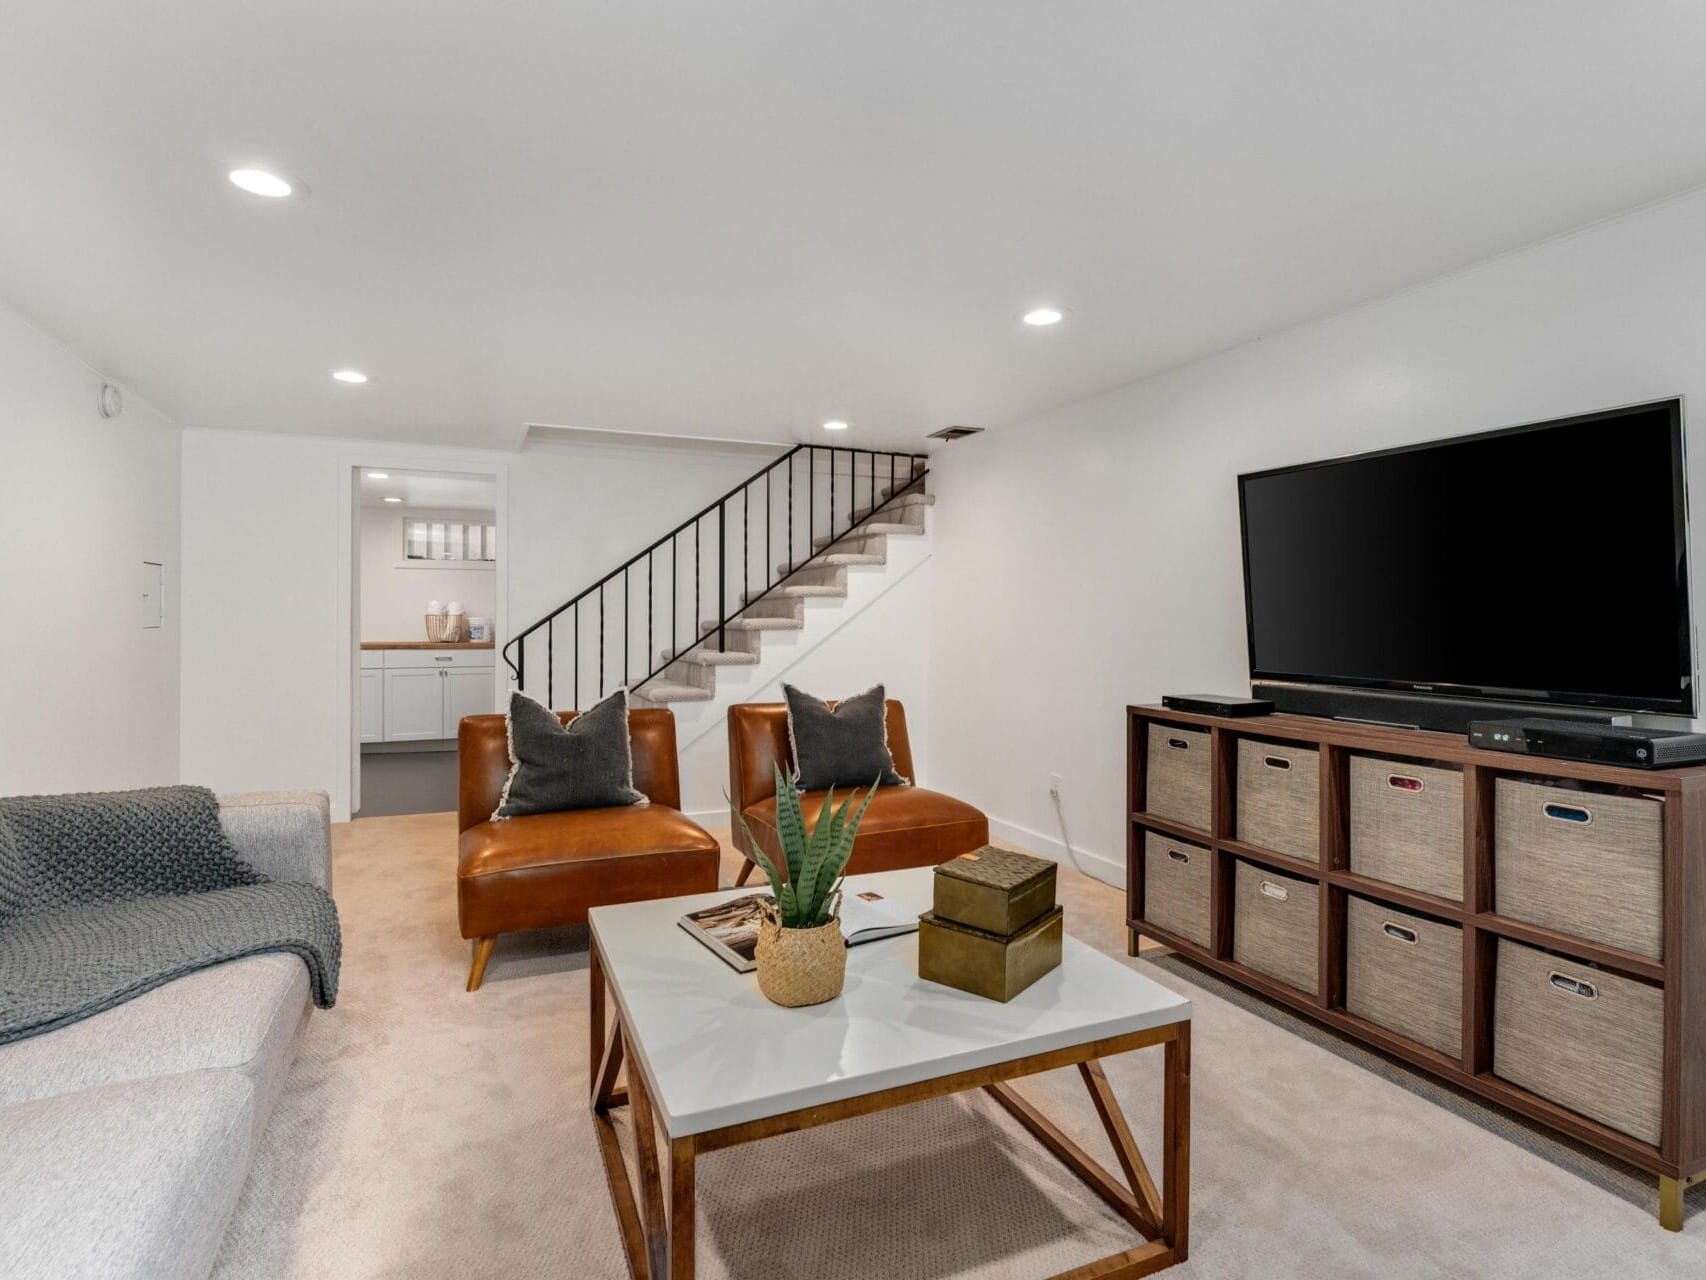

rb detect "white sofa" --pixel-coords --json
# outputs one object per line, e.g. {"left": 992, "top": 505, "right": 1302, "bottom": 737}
{"left": 0, "top": 792, "right": 333, "bottom": 1280}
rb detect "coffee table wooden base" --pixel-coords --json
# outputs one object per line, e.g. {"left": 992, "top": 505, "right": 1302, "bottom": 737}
{"left": 590, "top": 943, "right": 1191, "bottom": 1280}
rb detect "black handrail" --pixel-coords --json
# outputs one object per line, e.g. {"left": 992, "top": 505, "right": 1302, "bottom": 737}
{"left": 503, "top": 445, "right": 929, "bottom": 706}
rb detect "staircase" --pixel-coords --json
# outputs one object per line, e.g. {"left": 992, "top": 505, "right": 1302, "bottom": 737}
{"left": 503, "top": 446, "right": 931, "bottom": 708}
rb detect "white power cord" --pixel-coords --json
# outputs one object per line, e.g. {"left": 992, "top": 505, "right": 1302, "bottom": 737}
{"left": 1048, "top": 778, "right": 1089, "bottom": 877}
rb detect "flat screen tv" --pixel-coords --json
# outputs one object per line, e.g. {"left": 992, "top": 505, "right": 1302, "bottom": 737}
{"left": 1238, "top": 399, "right": 1693, "bottom": 717}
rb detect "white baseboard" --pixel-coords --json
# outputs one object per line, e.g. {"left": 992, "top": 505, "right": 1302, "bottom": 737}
{"left": 686, "top": 807, "right": 729, "bottom": 832}
{"left": 986, "top": 816, "right": 1125, "bottom": 889}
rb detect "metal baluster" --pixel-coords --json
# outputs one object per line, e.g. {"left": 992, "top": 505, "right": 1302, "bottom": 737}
{"left": 573, "top": 603, "right": 579, "bottom": 710}
{"left": 598, "top": 583, "right": 605, "bottom": 698}
{"left": 742, "top": 484, "right": 749, "bottom": 608}
{"left": 829, "top": 447, "right": 836, "bottom": 537}
{"left": 695, "top": 518, "right": 701, "bottom": 646}
{"left": 766, "top": 469, "right": 772, "bottom": 588}
{"left": 787, "top": 454, "right": 795, "bottom": 574}
{"left": 547, "top": 618, "right": 554, "bottom": 707}
{"left": 647, "top": 549, "right": 653, "bottom": 679}
{"left": 717, "top": 503, "right": 726, "bottom": 651}
{"left": 671, "top": 533, "right": 677, "bottom": 666}
{"left": 809, "top": 448, "right": 815, "bottom": 558}
{"left": 624, "top": 571, "right": 630, "bottom": 688}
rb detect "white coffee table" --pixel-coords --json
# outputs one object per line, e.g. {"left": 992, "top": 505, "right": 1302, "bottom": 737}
{"left": 588, "top": 867, "right": 1192, "bottom": 1280}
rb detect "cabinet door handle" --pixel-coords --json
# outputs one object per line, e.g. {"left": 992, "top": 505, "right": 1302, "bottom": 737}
{"left": 1548, "top": 971, "right": 1598, "bottom": 999}
{"left": 1542, "top": 801, "right": 1591, "bottom": 825}
{"left": 1387, "top": 773, "right": 1424, "bottom": 793}
{"left": 1259, "top": 879, "right": 1289, "bottom": 902}
{"left": 1166, "top": 737, "right": 1190, "bottom": 750}
{"left": 1263, "top": 755, "right": 1292, "bottom": 771}
{"left": 1381, "top": 922, "right": 1418, "bottom": 945}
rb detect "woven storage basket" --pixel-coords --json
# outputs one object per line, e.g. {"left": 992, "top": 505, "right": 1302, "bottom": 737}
{"left": 1493, "top": 937, "right": 1663, "bottom": 1143}
{"left": 1344, "top": 896, "right": 1463, "bottom": 1057}
{"left": 1232, "top": 860, "right": 1319, "bottom": 995}
{"left": 1145, "top": 724, "right": 1211, "bottom": 830}
{"left": 1493, "top": 778, "right": 1664, "bottom": 959}
{"left": 1348, "top": 756, "right": 1464, "bottom": 901}
{"left": 755, "top": 914, "right": 847, "bottom": 1007}
{"left": 1236, "top": 739, "right": 1320, "bottom": 861}
{"left": 1142, "top": 831, "right": 1212, "bottom": 948}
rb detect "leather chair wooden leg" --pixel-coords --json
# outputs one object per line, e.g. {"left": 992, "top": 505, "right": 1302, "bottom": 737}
{"left": 734, "top": 859, "right": 757, "bottom": 887}
{"left": 467, "top": 936, "right": 497, "bottom": 992}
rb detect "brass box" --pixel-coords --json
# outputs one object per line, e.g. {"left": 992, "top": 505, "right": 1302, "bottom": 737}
{"left": 932, "top": 846, "right": 1057, "bottom": 936}
{"left": 917, "top": 907, "right": 1064, "bottom": 1002}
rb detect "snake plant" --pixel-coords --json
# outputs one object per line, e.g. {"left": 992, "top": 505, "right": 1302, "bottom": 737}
{"left": 737, "top": 766, "right": 879, "bottom": 928}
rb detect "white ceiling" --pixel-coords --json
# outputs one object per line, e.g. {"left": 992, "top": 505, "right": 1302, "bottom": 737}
{"left": 4, "top": 3, "right": 1706, "bottom": 452}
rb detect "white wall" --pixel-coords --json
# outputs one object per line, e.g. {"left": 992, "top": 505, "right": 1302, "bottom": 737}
{"left": 0, "top": 299, "right": 181, "bottom": 795}
{"left": 180, "top": 432, "right": 919, "bottom": 821}
{"left": 359, "top": 506, "right": 496, "bottom": 642}
{"left": 927, "top": 187, "right": 1706, "bottom": 886}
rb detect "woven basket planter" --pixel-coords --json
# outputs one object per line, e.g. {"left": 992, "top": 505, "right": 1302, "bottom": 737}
{"left": 755, "top": 914, "right": 846, "bottom": 1007}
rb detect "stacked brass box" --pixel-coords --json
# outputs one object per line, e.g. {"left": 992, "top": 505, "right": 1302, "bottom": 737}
{"left": 917, "top": 847, "right": 1062, "bottom": 1001}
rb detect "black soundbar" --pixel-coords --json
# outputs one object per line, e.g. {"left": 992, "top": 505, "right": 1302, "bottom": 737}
{"left": 1251, "top": 680, "right": 1623, "bottom": 735}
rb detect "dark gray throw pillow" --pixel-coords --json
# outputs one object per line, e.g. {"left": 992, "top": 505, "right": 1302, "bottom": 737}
{"left": 492, "top": 690, "right": 646, "bottom": 821}
{"left": 783, "top": 683, "right": 909, "bottom": 791}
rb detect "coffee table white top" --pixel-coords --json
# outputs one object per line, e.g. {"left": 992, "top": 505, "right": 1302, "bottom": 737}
{"left": 589, "top": 867, "right": 1191, "bottom": 1137}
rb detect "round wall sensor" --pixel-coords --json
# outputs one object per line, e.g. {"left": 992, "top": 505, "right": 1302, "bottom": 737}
{"left": 98, "top": 384, "right": 124, "bottom": 419}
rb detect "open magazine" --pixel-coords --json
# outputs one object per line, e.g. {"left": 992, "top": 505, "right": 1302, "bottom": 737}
{"left": 678, "top": 889, "right": 918, "bottom": 973}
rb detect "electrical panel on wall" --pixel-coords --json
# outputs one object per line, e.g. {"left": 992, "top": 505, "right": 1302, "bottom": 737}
{"left": 141, "top": 561, "right": 163, "bottom": 629}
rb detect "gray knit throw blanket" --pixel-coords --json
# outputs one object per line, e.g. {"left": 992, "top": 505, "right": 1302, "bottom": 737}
{"left": 0, "top": 785, "right": 341, "bottom": 1045}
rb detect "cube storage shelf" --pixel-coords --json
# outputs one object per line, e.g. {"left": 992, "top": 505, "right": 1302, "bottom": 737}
{"left": 1125, "top": 704, "right": 1706, "bottom": 1229}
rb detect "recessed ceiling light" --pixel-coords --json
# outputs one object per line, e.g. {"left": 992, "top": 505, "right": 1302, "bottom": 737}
{"left": 366, "top": 471, "right": 389, "bottom": 480}
{"left": 332, "top": 370, "right": 369, "bottom": 384}
{"left": 228, "top": 169, "right": 293, "bottom": 198}
{"left": 822, "top": 420, "right": 849, "bottom": 431}
{"left": 382, "top": 496, "right": 402, "bottom": 503}
{"left": 1022, "top": 307, "right": 1064, "bottom": 327}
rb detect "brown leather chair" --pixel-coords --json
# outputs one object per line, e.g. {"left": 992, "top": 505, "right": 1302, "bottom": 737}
{"left": 728, "top": 699, "right": 987, "bottom": 885}
{"left": 457, "top": 707, "right": 719, "bottom": 991}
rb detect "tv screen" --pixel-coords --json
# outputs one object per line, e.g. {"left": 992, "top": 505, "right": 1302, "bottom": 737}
{"left": 1238, "top": 399, "right": 1693, "bottom": 715}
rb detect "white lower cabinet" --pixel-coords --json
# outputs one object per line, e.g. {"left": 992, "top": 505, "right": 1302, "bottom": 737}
{"left": 359, "top": 670, "right": 385, "bottom": 742}
{"left": 370, "top": 649, "right": 496, "bottom": 742}
{"left": 444, "top": 667, "right": 495, "bottom": 734}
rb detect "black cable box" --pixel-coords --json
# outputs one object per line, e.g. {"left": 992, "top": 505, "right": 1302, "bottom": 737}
{"left": 1468, "top": 718, "right": 1706, "bottom": 769}
{"left": 1162, "top": 694, "right": 1274, "bottom": 717}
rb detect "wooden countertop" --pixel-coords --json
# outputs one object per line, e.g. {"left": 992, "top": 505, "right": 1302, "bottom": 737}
{"left": 361, "top": 640, "right": 495, "bottom": 650}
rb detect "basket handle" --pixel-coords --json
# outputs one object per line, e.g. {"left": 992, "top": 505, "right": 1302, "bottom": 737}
{"left": 1167, "top": 848, "right": 1191, "bottom": 864}
{"left": 1548, "top": 971, "right": 1598, "bottom": 999}
{"left": 1542, "top": 801, "right": 1592, "bottom": 826}
{"left": 1259, "top": 879, "right": 1289, "bottom": 902}
{"left": 1387, "top": 773, "right": 1423, "bottom": 793}
{"left": 1381, "top": 921, "right": 1419, "bottom": 945}
{"left": 1263, "top": 755, "right": 1292, "bottom": 771}
{"left": 1166, "top": 737, "right": 1190, "bottom": 751}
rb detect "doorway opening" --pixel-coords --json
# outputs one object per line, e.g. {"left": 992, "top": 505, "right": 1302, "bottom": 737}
{"left": 354, "top": 467, "right": 500, "bottom": 818}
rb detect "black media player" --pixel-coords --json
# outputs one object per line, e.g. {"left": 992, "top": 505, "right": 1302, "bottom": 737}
{"left": 1468, "top": 718, "right": 1706, "bottom": 769}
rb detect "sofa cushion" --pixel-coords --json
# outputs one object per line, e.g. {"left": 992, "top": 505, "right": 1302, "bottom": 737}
{"left": 783, "top": 683, "right": 908, "bottom": 790}
{"left": 0, "top": 1070, "right": 254, "bottom": 1280}
{"left": 458, "top": 804, "right": 720, "bottom": 936}
{"left": 493, "top": 690, "right": 646, "bottom": 820}
{"left": 0, "top": 954, "right": 309, "bottom": 1118}
{"left": 743, "top": 786, "right": 987, "bottom": 874}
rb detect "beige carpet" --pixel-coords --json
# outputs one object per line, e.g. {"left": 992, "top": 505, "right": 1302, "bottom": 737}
{"left": 211, "top": 813, "right": 1704, "bottom": 1279}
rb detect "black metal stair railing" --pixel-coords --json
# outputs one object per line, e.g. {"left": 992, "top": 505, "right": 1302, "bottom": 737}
{"left": 502, "top": 445, "right": 929, "bottom": 706}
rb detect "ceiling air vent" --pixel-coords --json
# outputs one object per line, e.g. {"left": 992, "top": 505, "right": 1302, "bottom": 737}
{"left": 927, "top": 425, "right": 983, "bottom": 442}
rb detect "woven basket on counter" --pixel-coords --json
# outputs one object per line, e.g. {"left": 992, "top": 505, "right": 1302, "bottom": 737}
{"left": 425, "top": 613, "right": 467, "bottom": 642}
